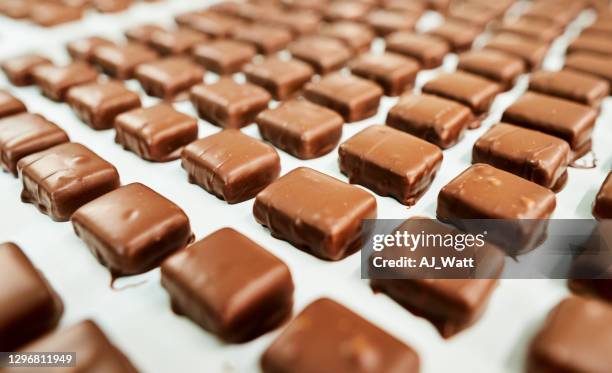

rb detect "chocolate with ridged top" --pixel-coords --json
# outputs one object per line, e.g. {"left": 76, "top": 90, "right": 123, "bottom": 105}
{"left": 0, "top": 90, "right": 26, "bottom": 119}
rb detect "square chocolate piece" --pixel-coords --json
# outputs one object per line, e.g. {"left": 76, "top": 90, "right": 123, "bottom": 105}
{"left": 67, "top": 82, "right": 141, "bottom": 130}
{"left": 190, "top": 79, "right": 271, "bottom": 128}
{"left": 349, "top": 52, "right": 419, "bottom": 96}
{"left": 593, "top": 172, "right": 612, "bottom": 220}
{"left": 324, "top": 0, "right": 371, "bottom": 22}
{"left": 568, "top": 34, "right": 612, "bottom": 58}
{"left": 522, "top": 0, "right": 582, "bottom": 26}
{"left": 0, "top": 113, "right": 69, "bottom": 176}
{"left": 175, "top": 11, "right": 244, "bottom": 38}
{"left": 149, "top": 28, "right": 208, "bottom": 56}
{"left": 66, "top": 36, "right": 115, "bottom": 63}
{"left": 428, "top": 20, "right": 481, "bottom": 52}
{"left": 261, "top": 298, "right": 420, "bottom": 373}
{"left": 244, "top": 57, "right": 314, "bottom": 100}
{"left": 92, "top": 43, "right": 158, "bottom": 80}
{"left": 366, "top": 9, "right": 418, "bottom": 36}
{"left": 457, "top": 49, "right": 526, "bottom": 90}
{"left": 181, "top": 129, "right": 280, "bottom": 203}
{"left": 31, "top": 62, "right": 99, "bottom": 101}
{"left": 29, "top": 2, "right": 82, "bottom": 27}
{"left": 288, "top": 36, "right": 352, "bottom": 74}
{"left": 501, "top": 92, "right": 598, "bottom": 160}
{"left": 124, "top": 24, "right": 165, "bottom": 44}
{"left": 253, "top": 167, "right": 377, "bottom": 260}
{"left": 232, "top": 24, "right": 293, "bottom": 54}
{"left": 303, "top": 73, "right": 383, "bottom": 122}
{"left": 473, "top": 123, "right": 571, "bottom": 190}
{"left": 92, "top": 0, "right": 133, "bottom": 13}
{"left": 492, "top": 17, "right": 562, "bottom": 43}
{"left": 0, "top": 90, "right": 26, "bottom": 119}
{"left": 114, "top": 104, "right": 198, "bottom": 162}
{"left": 565, "top": 52, "right": 612, "bottom": 86}
{"left": 17, "top": 142, "right": 120, "bottom": 221}
{"left": 448, "top": 2, "right": 497, "bottom": 29}
{"left": 192, "top": 40, "right": 256, "bottom": 75}
{"left": 258, "top": 8, "right": 321, "bottom": 36}
{"left": 386, "top": 93, "right": 476, "bottom": 148}
{"left": 339, "top": 125, "right": 442, "bottom": 205}
{"left": 319, "top": 21, "right": 375, "bottom": 54}
{"left": 255, "top": 99, "right": 343, "bottom": 159}
{"left": 1, "top": 54, "right": 52, "bottom": 86}
{"left": 71, "top": 182, "right": 194, "bottom": 276}
{"left": 0, "top": 242, "right": 63, "bottom": 352}
{"left": 529, "top": 69, "right": 610, "bottom": 107}
{"left": 484, "top": 33, "right": 549, "bottom": 70}
{"left": 385, "top": 31, "right": 450, "bottom": 69}
{"left": 161, "top": 228, "right": 294, "bottom": 343}
{"left": 528, "top": 297, "right": 612, "bottom": 373}
{"left": 422, "top": 71, "right": 501, "bottom": 117}
{"left": 135, "top": 57, "right": 204, "bottom": 100}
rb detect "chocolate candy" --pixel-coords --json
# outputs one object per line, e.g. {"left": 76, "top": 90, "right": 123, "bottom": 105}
{"left": 161, "top": 228, "right": 294, "bottom": 343}
{"left": 0, "top": 90, "right": 26, "bottom": 119}
{"left": 92, "top": 43, "right": 158, "bottom": 80}
{"left": 31, "top": 62, "right": 99, "bottom": 101}
{"left": 422, "top": 71, "right": 501, "bottom": 117}
{"left": 256, "top": 99, "right": 343, "bottom": 159}
{"left": 258, "top": 8, "right": 321, "bottom": 35}
{"left": 522, "top": 0, "right": 582, "bottom": 26}
{"left": 473, "top": 123, "right": 570, "bottom": 190}
{"left": 12, "top": 320, "right": 139, "bottom": 373}
{"left": 527, "top": 297, "right": 612, "bottom": 373}
{"left": 448, "top": 2, "right": 497, "bottom": 29}
{"left": 565, "top": 52, "right": 612, "bottom": 86}
{"left": 71, "top": 182, "right": 194, "bottom": 276}
{"left": 339, "top": 125, "right": 442, "bottom": 205}
{"left": 288, "top": 36, "right": 352, "bottom": 74}
{"left": 243, "top": 57, "right": 314, "bottom": 100}
{"left": 232, "top": 24, "right": 293, "bottom": 54}
{"left": 124, "top": 24, "right": 165, "bottom": 44}
{"left": 593, "top": 172, "right": 612, "bottom": 220}
{"left": 365, "top": 9, "right": 418, "bottom": 36}
{"left": 303, "top": 73, "right": 383, "bottom": 122}
{"left": 0, "top": 113, "right": 69, "bottom": 176}
{"left": 502, "top": 92, "right": 597, "bottom": 160}
{"left": 1, "top": 54, "right": 52, "bottom": 86}
{"left": 484, "top": 33, "right": 549, "bottom": 70}
{"left": 135, "top": 57, "right": 204, "bottom": 100}
{"left": 319, "top": 21, "right": 375, "bottom": 54}
{"left": 93, "top": 0, "right": 133, "bottom": 13}
{"left": 568, "top": 34, "right": 612, "bottom": 57}
{"left": 190, "top": 79, "right": 271, "bottom": 128}
{"left": 253, "top": 167, "right": 377, "bottom": 260}
{"left": 18, "top": 142, "right": 120, "bottom": 221}
{"left": 386, "top": 93, "right": 476, "bottom": 148}
{"left": 583, "top": 17, "right": 612, "bottom": 38}
{"left": 114, "top": 104, "right": 198, "bottom": 162}
{"left": 0, "top": 0, "right": 31, "bottom": 19}
{"left": 181, "top": 129, "right": 280, "bottom": 203}
{"left": 529, "top": 69, "right": 610, "bottom": 107}
{"left": 67, "top": 36, "right": 115, "bottom": 63}
{"left": 29, "top": 2, "right": 82, "bottom": 27}
{"left": 385, "top": 31, "right": 450, "bottom": 69}
{"left": 457, "top": 49, "right": 526, "bottom": 90}
{"left": 176, "top": 11, "right": 244, "bottom": 38}
{"left": 324, "top": 0, "right": 371, "bottom": 22}
{"left": 492, "top": 17, "right": 562, "bottom": 43}
{"left": 349, "top": 52, "right": 419, "bottom": 96}
{"left": 67, "top": 81, "right": 141, "bottom": 130}
{"left": 428, "top": 20, "right": 481, "bottom": 52}
{"left": 261, "top": 298, "right": 420, "bottom": 373}
{"left": 149, "top": 28, "right": 208, "bottom": 56}
{"left": 192, "top": 39, "right": 256, "bottom": 75}
{"left": 0, "top": 242, "right": 63, "bottom": 351}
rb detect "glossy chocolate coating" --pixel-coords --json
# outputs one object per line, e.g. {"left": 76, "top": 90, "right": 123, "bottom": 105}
{"left": 385, "top": 31, "right": 450, "bottom": 69}
{"left": 255, "top": 99, "right": 343, "bottom": 159}
{"left": 303, "top": 73, "right": 383, "bottom": 122}
{"left": 175, "top": 11, "right": 244, "bottom": 38}
{"left": 568, "top": 34, "right": 612, "bottom": 57}
{"left": 29, "top": 2, "right": 82, "bottom": 27}
{"left": 565, "top": 52, "right": 612, "bottom": 86}
{"left": 67, "top": 36, "right": 115, "bottom": 63}
{"left": 135, "top": 57, "right": 205, "bottom": 100}
{"left": 93, "top": 0, "right": 133, "bottom": 13}
{"left": 340, "top": 125, "right": 442, "bottom": 205}
{"left": 253, "top": 167, "right": 377, "bottom": 260}
{"left": 522, "top": 0, "right": 582, "bottom": 26}
{"left": 190, "top": 79, "right": 271, "bottom": 128}
{"left": 261, "top": 298, "right": 420, "bottom": 373}
{"left": 258, "top": 8, "right": 321, "bottom": 36}
{"left": 161, "top": 228, "right": 294, "bottom": 343}
{"left": 484, "top": 33, "right": 549, "bottom": 70}
{"left": 181, "top": 129, "right": 280, "bottom": 204}
{"left": 0, "top": 242, "right": 63, "bottom": 351}
{"left": 448, "top": 3, "right": 497, "bottom": 29}
{"left": 232, "top": 24, "right": 293, "bottom": 54}
{"left": 244, "top": 57, "right": 314, "bottom": 100}
{"left": 92, "top": 43, "right": 158, "bottom": 80}
{"left": 492, "top": 17, "right": 562, "bottom": 43}
{"left": 149, "top": 28, "right": 208, "bottom": 56}
{"left": 288, "top": 36, "right": 352, "bottom": 74}
{"left": 31, "top": 62, "right": 99, "bottom": 101}
{"left": 124, "top": 24, "right": 165, "bottom": 44}
{"left": 192, "top": 39, "right": 256, "bottom": 75}
{"left": 320, "top": 21, "right": 375, "bottom": 53}
{"left": 1, "top": 54, "right": 52, "bottom": 86}
{"left": 0, "top": 90, "right": 26, "bottom": 119}
{"left": 428, "top": 20, "right": 481, "bottom": 52}
{"left": 457, "top": 49, "right": 526, "bottom": 90}
{"left": 529, "top": 69, "right": 610, "bottom": 107}
{"left": 71, "top": 183, "right": 194, "bottom": 277}
{"left": 324, "top": 0, "right": 371, "bottom": 22}
{"left": 386, "top": 93, "right": 475, "bottom": 148}
{"left": 366, "top": 9, "right": 418, "bottom": 36}
{"left": 349, "top": 52, "right": 419, "bottom": 97}
{"left": 0, "top": 113, "right": 69, "bottom": 176}
{"left": 593, "top": 172, "right": 612, "bottom": 220}
{"left": 527, "top": 297, "right": 612, "bottom": 373}
{"left": 67, "top": 81, "right": 141, "bottom": 130}
{"left": 114, "top": 103, "right": 198, "bottom": 162}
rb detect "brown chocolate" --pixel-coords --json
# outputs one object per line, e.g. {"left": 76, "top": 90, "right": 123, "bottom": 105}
{"left": 386, "top": 93, "right": 476, "bottom": 148}
{"left": 181, "top": 129, "right": 280, "bottom": 204}
{"left": 124, "top": 24, "right": 165, "bottom": 44}
{"left": 149, "top": 28, "right": 208, "bottom": 56}
{"left": 71, "top": 182, "right": 194, "bottom": 276}
{"left": 0, "top": 0, "right": 32, "bottom": 19}
{"left": 288, "top": 36, "right": 352, "bottom": 74}
{"left": 324, "top": 0, "right": 371, "bottom": 21}
{"left": 258, "top": 8, "right": 321, "bottom": 35}
{"left": 1, "top": 54, "right": 52, "bottom": 86}
{"left": 0, "top": 113, "right": 69, "bottom": 176}
{"left": 29, "top": 2, "right": 82, "bottom": 27}
{"left": 67, "top": 81, "right": 141, "bottom": 130}
{"left": 319, "top": 21, "right": 375, "bottom": 54}
{"left": 303, "top": 73, "right": 383, "bottom": 122}
{"left": 384, "top": 0, "right": 427, "bottom": 14}
{"left": 340, "top": 125, "right": 442, "bottom": 205}
{"left": 114, "top": 103, "right": 198, "bottom": 162}
{"left": 31, "top": 62, "right": 98, "bottom": 101}
{"left": 529, "top": 69, "right": 610, "bottom": 107}
{"left": 385, "top": 31, "right": 450, "bottom": 69}
{"left": 492, "top": 17, "right": 562, "bottom": 43}
{"left": 232, "top": 24, "right": 293, "bottom": 54}
{"left": 565, "top": 52, "right": 612, "bottom": 86}
{"left": 593, "top": 172, "right": 612, "bottom": 220}
{"left": 261, "top": 298, "right": 420, "bottom": 373}
{"left": 448, "top": 2, "right": 498, "bottom": 29}
{"left": 457, "top": 49, "right": 526, "bottom": 90}
{"left": 135, "top": 57, "right": 204, "bottom": 100}
{"left": 582, "top": 18, "right": 612, "bottom": 38}
{"left": 428, "top": 20, "right": 481, "bottom": 52}
{"left": 484, "top": 33, "right": 549, "bottom": 70}
{"left": 253, "top": 167, "right": 377, "bottom": 260}
{"left": 244, "top": 57, "right": 314, "bottom": 100}
{"left": 366, "top": 9, "right": 419, "bottom": 36}
{"left": 192, "top": 39, "right": 256, "bottom": 75}
{"left": 190, "top": 79, "right": 271, "bottom": 128}
{"left": 522, "top": 0, "right": 583, "bottom": 26}
{"left": 255, "top": 99, "right": 343, "bottom": 159}
{"left": 568, "top": 34, "right": 612, "bottom": 57}
{"left": 175, "top": 11, "right": 244, "bottom": 38}
{"left": 0, "top": 242, "right": 63, "bottom": 352}
{"left": 92, "top": 43, "right": 158, "bottom": 80}
{"left": 92, "top": 0, "right": 133, "bottom": 13}
{"left": 283, "top": 0, "right": 328, "bottom": 13}
{"left": 349, "top": 52, "right": 419, "bottom": 97}
{"left": 0, "top": 90, "right": 26, "bottom": 119}
{"left": 67, "top": 36, "right": 115, "bottom": 63}
{"left": 161, "top": 228, "right": 294, "bottom": 343}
